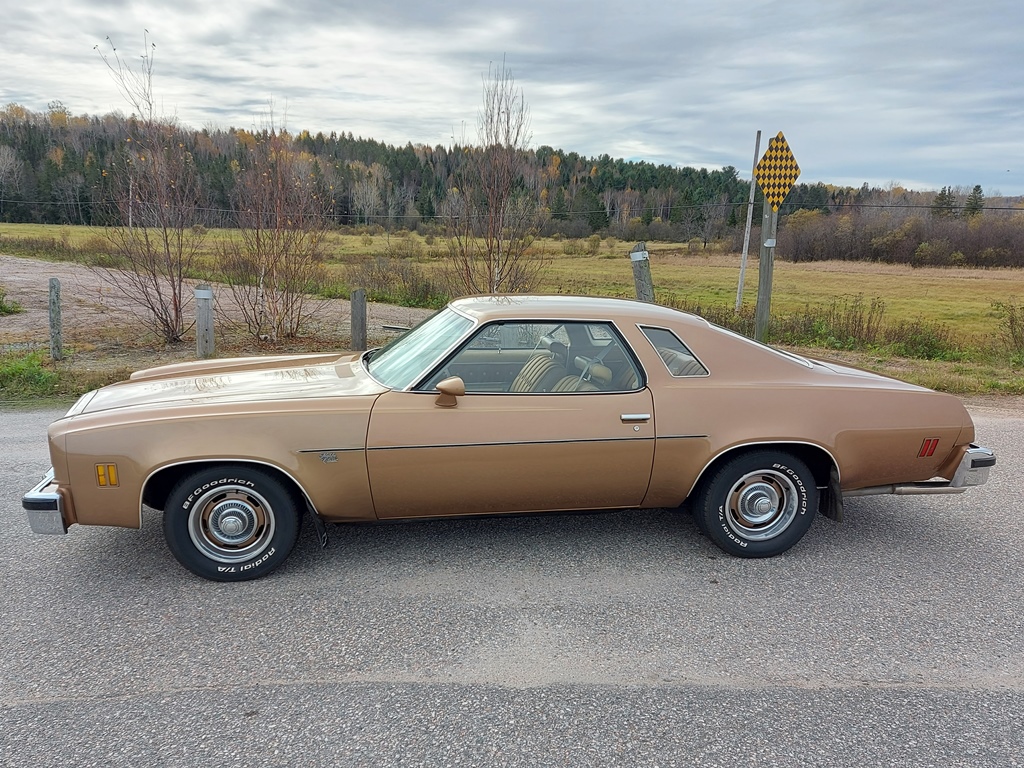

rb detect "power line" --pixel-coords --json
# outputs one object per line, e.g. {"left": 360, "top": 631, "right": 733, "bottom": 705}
{"left": 2, "top": 195, "right": 1022, "bottom": 222}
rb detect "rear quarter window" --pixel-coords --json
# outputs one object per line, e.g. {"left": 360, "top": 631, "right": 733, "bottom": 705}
{"left": 640, "top": 327, "right": 709, "bottom": 377}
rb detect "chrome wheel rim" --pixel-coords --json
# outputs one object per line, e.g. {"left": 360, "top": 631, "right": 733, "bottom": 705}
{"left": 187, "top": 485, "right": 276, "bottom": 563}
{"left": 724, "top": 469, "right": 799, "bottom": 542}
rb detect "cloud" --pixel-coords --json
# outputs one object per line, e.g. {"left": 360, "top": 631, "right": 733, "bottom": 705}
{"left": 0, "top": 0, "right": 1020, "bottom": 194}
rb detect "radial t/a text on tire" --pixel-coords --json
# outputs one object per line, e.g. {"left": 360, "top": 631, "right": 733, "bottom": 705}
{"left": 163, "top": 465, "right": 301, "bottom": 581}
{"left": 696, "top": 450, "right": 817, "bottom": 558}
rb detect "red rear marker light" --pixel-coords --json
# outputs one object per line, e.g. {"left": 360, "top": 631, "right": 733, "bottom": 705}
{"left": 918, "top": 438, "right": 939, "bottom": 458}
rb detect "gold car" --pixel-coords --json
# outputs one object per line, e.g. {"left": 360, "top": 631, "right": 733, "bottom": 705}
{"left": 23, "top": 295, "right": 995, "bottom": 580}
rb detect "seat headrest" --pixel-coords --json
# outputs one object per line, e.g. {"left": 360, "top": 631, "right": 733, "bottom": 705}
{"left": 540, "top": 335, "right": 567, "bottom": 360}
{"left": 573, "top": 355, "right": 612, "bottom": 383}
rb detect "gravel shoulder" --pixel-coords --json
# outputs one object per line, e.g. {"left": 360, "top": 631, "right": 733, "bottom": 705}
{"left": 0, "top": 254, "right": 433, "bottom": 360}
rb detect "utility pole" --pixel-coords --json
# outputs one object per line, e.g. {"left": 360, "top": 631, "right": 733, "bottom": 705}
{"left": 736, "top": 130, "right": 761, "bottom": 311}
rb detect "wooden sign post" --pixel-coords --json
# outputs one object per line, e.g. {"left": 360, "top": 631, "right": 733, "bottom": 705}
{"left": 752, "top": 132, "right": 800, "bottom": 341}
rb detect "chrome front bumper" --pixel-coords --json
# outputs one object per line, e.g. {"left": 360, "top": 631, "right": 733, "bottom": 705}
{"left": 22, "top": 468, "right": 68, "bottom": 535}
{"left": 845, "top": 444, "right": 997, "bottom": 497}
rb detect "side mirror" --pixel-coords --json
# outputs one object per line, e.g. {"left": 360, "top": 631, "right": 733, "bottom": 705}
{"left": 434, "top": 376, "right": 466, "bottom": 408}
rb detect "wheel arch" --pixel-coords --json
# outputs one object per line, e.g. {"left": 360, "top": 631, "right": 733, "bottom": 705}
{"left": 142, "top": 459, "right": 314, "bottom": 517}
{"left": 687, "top": 441, "right": 838, "bottom": 500}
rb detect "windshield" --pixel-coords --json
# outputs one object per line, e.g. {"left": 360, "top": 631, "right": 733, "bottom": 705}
{"left": 365, "top": 307, "right": 475, "bottom": 389}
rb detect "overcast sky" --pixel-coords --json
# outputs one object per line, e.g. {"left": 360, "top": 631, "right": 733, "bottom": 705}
{"left": 3, "top": 0, "right": 1022, "bottom": 195}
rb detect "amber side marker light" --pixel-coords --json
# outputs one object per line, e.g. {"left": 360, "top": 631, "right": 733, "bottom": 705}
{"left": 96, "top": 463, "right": 119, "bottom": 487}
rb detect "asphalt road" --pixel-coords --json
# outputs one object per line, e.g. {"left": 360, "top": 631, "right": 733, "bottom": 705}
{"left": 1, "top": 405, "right": 1021, "bottom": 767}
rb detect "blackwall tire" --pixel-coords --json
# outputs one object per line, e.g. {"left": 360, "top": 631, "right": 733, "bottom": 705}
{"left": 697, "top": 450, "right": 817, "bottom": 558}
{"left": 163, "top": 465, "right": 301, "bottom": 581}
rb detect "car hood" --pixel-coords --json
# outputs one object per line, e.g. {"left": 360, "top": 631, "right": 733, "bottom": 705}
{"left": 76, "top": 352, "right": 387, "bottom": 414}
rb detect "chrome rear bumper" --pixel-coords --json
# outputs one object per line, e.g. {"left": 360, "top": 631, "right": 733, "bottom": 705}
{"left": 22, "top": 468, "right": 68, "bottom": 535}
{"left": 845, "top": 444, "right": 996, "bottom": 498}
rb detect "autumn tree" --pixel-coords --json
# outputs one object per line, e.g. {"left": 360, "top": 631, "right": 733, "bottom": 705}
{"left": 443, "top": 61, "right": 545, "bottom": 295}
{"left": 96, "top": 34, "right": 207, "bottom": 343}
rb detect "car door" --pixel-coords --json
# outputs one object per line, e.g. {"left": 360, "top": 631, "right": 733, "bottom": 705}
{"left": 365, "top": 320, "right": 655, "bottom": 519}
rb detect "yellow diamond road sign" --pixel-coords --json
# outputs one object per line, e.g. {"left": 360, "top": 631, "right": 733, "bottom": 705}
{"left": 754, "top": 131, "right": 800, "bottom": 212}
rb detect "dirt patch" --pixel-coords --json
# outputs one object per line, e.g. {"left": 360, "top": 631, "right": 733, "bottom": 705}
{"left": 0, "top": 254, "right": 433, "bottom": 371}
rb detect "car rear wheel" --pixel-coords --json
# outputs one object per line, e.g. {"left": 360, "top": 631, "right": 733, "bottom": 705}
{"left": 696, "top": 450, "right": 816, "bottom": 558}
{"left": 163, "top": 465, "right": 301, "bottom": 581}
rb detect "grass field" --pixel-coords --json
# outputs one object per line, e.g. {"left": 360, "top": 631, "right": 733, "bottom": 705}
{"left": 2, "top": 223, "right": 1023, "bottom": 397}
{"left": 4, "top": 223, "right": 1021, "bottom": 340}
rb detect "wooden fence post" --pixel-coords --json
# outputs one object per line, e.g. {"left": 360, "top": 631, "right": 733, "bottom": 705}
{"left": 195, "top": 284, "right": 215, "bottom": 358}
{"left": 630, "top": 242, "right": 655, "bottom": 303}
{"left": 350, "top": 288, "right": 367, "bottom": 351}
{"left": 49, "top": 278, "right": 62, "bottom": 362}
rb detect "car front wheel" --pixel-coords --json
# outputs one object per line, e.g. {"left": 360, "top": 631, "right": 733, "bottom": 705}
{"left": 163, "top": 465, "right": 301, "bottom": 581}
{"left": 696, "top": 450, "right": 817, "bottom": 558}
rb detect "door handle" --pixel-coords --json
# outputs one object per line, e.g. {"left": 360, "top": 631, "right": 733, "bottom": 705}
{"left": 620, "top": 413, "right": 651, "bottom": 423}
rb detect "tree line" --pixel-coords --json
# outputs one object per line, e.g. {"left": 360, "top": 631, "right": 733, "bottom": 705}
{"left": 2, "top": 100, "right": 1023, "bottom": 268}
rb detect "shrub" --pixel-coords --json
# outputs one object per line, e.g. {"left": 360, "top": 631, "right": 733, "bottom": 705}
{"left": 346, "top": 256, "right": 447, "bottom": 309}
{"left": 383, "top": 236, "right": 424, "bottom": 261}
{"left": 883, "top": 319, "right": 961, "bottom": 360}
{"left": 562, "top": 239, "right": 587, "bottom": 256}
{"left": 994, "top": 301, "right": 1024, "bottom": 363}
{"left": 769, "top": 296, "right": 885, "bottom": 349}
{"left": 0, "top": 284, "right": 23, "bottom": 315}
{"left": 0, "top": 351, "right": 58, "bottom": 397}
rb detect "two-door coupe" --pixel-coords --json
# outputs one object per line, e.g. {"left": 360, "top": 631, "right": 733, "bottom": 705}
{"left": 23, "top": 295, "right": 995, "bottom": 580}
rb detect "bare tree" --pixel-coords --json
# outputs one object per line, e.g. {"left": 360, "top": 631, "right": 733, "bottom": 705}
{"left": 0, "top": 144, "right": 24, "bottom": 218}
{"left": 218, "top": 131, "right": 331, "bottom": 341}
{"left": 53, "top": 172, "right": 86, "bottom": 224}
{"left": 444, "top": 61, "right": 545, "bottom": 295}
{"left": 350, "top": 161, "right": 389, "bottom": 225}
{"left": 700, "top": 194, "right": 729, "bottom": 248}
{"left": 96, "top": 34, "right": 206, "bottom": 343}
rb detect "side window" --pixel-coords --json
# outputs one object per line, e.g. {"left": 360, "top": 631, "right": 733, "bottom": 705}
{"left": 641, "top": 327, "right": 709, "bottom": 377}
{"left": 420, "top": 321, "right": 640, "bottom": 393}
{"left": 578, "top": 323, "right": 642, "bottom": 392}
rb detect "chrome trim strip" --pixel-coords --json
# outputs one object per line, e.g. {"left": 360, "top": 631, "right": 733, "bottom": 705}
{"left": 296, "top": 448, "right": 363, "bottom": 454}
{"left": 368, "top": 436, "right": 655, "bottom": 451}
{"left": 401, "top": 388, "right": 646, "bottom": 397}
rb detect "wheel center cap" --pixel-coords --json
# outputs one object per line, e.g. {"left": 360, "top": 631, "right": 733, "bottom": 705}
{"left": 220, "top": 515, "right": 245, "bottom": 535}
{"left": 209, "top": 500, "right": 256, "bottom": 544}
